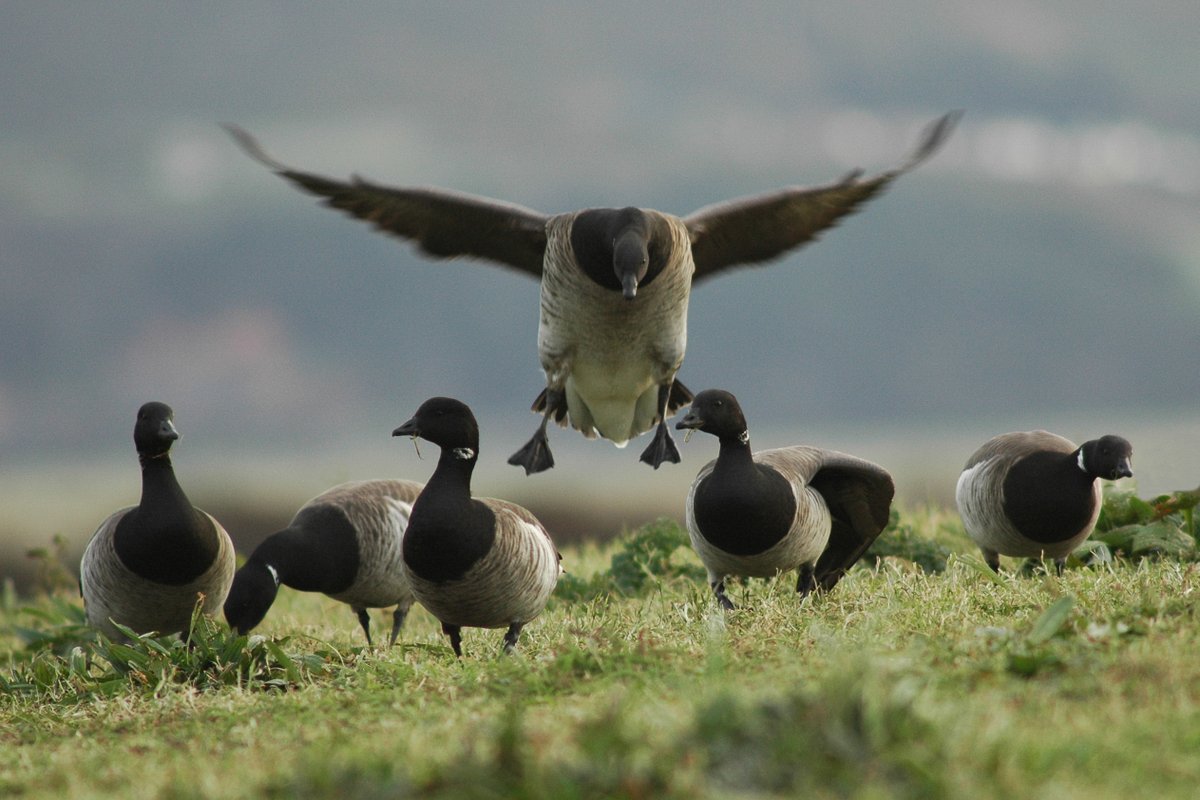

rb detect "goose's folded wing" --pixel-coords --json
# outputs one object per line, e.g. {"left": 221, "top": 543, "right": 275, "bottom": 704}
{"left": 225, "top": 125, "right": 550, "bottom": 277}
{"left": 684, "top": 111, "right": 960, "bottom": 281}
{"left": 807, "top": 454, "right": 896, "bottom": 591}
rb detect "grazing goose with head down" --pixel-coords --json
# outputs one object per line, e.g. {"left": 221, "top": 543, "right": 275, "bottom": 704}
{"left": 392, "top": 397, "right": 561, "bottom": 657}
{"left": 956, "top": 431, "right": 1133, "bottom": 574}
{"left": 79, "top": 402, "right": 236, "bottom": 639}
{"left": 223, "top": 479, "right": 422, "bottom": 646}
{"left": 226, "top": 112, "right": 959, "bottom": 474}
{"left": 676, "top": 390, "right": 894, "bottom": 609}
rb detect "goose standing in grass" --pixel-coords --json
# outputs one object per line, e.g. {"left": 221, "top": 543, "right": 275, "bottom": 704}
{"left": 79, "top": 402, "right": 236, "bottom": 639}
{"left": 223, "top": 479, "right": 422, "bottom": 646}
{"left": 956, "top": 431, "right": 1133, "bottom": 574}
{"left": 391, "top": 397, "right": 561, "bottom": 657}
{"left": 675, "top": 390, "right": 894, "bottom": 609}
{"left": 226, "top": 112, "right": 959, "bottom": 474}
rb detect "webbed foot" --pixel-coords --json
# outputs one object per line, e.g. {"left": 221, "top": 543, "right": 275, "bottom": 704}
{"left": 508, "top": 425, "right": 555, "bottom": 474}
{"left": 638, "top": 421, "right": 681, "bottom": 469}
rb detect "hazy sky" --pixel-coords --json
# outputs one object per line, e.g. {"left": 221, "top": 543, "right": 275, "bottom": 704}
{"left": 2, "top": 2, "right": 1197, "bottom": 506}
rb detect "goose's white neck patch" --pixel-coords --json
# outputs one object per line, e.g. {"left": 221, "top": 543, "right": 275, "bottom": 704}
{"left": 1076, "top": 450, "right": 1087, "bottom": 473}
{"left": 266, "top": 563, "right": 280, "bottom": 587}
{"left": 452, "top": 447, "right": 476, "bottom": 461}
{"left": 738, "top": 430, "right": 750, "bottom": 445}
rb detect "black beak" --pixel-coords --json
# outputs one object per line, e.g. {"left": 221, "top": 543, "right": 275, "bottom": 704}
{"left": 621, "top": 271, "right": 639, "bottom": 300}
{"left": 675, "top": 410, "right": 703, "bottom": 430}
{"left": 160, "top": 419, "right": 180, "bottom": 441}
{"left": 392, "top": 418, "right": 419, "bottom": 438}
{"left": 1114, "top": 458, "right": 1133, "bottom": 480}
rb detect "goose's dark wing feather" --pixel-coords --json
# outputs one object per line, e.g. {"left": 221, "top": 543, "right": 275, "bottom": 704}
{"left": 807, "top": 455, "right": 896, "bottom": 591}
{"left": 684, "top": 111, "right": 960, "bottom": 281}
{"left": 225, "top": 125, "right": 550, "bottom": 277}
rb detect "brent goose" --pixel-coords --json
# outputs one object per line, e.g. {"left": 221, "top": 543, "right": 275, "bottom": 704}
{"left": 392, "top": 397, "right": 561, "bottom": 656}
{"left": 223, "top": 479, "right": 422, "bottom": 646}
{"left": 79, "top": 402, "right": 236, "bottom": 639}
{"left": 956, "top": 431, "right": 1133, "bottom": 573}
{"left": 676, "top": 389, "right": 894, "bottom": 608}
{"left": 226, "top": 112, "right": 959, "bottom": 474}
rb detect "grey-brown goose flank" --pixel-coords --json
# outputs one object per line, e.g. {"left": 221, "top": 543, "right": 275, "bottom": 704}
{"left": 676, "top": 389, "right": 894, "bottom": 609}
{"left": 79, "top": 402, "right": 235, "bottom": 639}
{"left": 223, "top": 479, "right": 422, "bottom": 647}
{"left": 956, "top": 431, "right": 1133, "bottom": 574}
{"left": 226, "top": 112, "right": 958, "bottom": 474}
{"left": 392, "top": 397, "right": 561, "bottom": 657}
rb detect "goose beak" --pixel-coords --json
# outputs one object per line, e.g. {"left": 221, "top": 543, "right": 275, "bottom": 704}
{"left": 675, "top": 410, "right": 703, "bottom": 434}
{"left": 1114, "top": 458, "right": 1133, "bottom": 480}
{"left": 392, "top": 418, "right": 418, "bottom": 438}
{"left": 160, "top": 419, "right": 180, "bottom": 441}
{"left": 621, "top": 271, "right": 639, "bottom": 300}
{"left": 392, "top": 418, "right": 422, "bottom": 458}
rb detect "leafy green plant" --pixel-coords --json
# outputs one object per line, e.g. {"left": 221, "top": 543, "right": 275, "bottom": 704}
{"left": 1, "top": 601, "right": 347, "bottom": 702}
{"left": 24, "top": 534, "right": 79, "bottom": 596}
{"left": 554, "top": 517, "right": 706, "bottom": 602}
{"left": 1092, "top": 485, "right": 1199, "bottom": 561}
{"left": 864, "top": 508, "right": 954, "bottom": 574}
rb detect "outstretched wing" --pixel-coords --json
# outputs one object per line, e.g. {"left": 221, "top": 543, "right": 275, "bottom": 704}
{"left": 225, "top": 125, "right": 550, "bottom": 277}
{"left": 684, "top": 111, "right": 960, "bottom": 281}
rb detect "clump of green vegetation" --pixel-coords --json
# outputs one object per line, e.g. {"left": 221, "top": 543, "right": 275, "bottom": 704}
{"left": 864, "top": 508, "right": 955, "bottom": 574}
{"left": 684, "top": 656, "right": 947, "bottom": 799}
{"left": 1, "top": 601, "right": 346, "bottom": 702}
{"left": 1090, "top": 484, "right": 1199, "bottom": 561}
{"left": 554, "top": 517, "right": 706, "bottom": 602}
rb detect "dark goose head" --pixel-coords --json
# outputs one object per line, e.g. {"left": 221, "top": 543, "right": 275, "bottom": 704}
{"left": 392, "top": 396, "right": 480, "bottom": 458}
{"left": 570, "top": 207, "right": 673, "bottom": 300}
{"left": 1078, "top": 435, "right": 1134, "bottom": 481}
{"left": 133, "top": 401, "right": 180, "bottom": 459}
{"left": 675, "top": 389, "right": 749, "bottom": 444}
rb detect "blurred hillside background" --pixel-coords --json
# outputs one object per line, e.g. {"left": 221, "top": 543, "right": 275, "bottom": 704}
{"left": 2, "top": 2, "right": 1198, "bottom": 594}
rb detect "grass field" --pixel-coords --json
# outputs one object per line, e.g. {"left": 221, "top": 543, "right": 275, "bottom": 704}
{"left": 3, "top": 496, "right": 1200, "bottom": 799}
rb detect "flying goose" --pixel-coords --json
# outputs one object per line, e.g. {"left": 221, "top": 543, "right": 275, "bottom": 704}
{"left": 223, "top": 479, "right": 422, "bottom": 646}
{"left": 226, "top": 112, "right": 959, "bottom": 474}
{"left": 675, "top": 389, "right": 894, "bottom": 609}
{"left": 391, "top": 397, "right": 561, "bottom": 657}
{"left": 956, "top": 431, "right": 1133, "bottom": 573}
{"left": 79, "top": 402, "right": 236, "bottom": 639}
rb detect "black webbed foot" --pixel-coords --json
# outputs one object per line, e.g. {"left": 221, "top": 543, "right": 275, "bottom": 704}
{"left": 796, "top": 564, "right": 816, "bottom": 597}
{"left": 502, "top": 622, "right": 524, "bottom": 654}
{"left": 508, "top": 423, "right": 555, "bottom": 474}
{"left": 638, "top": 421, "right": 681, "bottom": 469}
{"left": 713, "top": 581, "right": 736, "bottom": 610}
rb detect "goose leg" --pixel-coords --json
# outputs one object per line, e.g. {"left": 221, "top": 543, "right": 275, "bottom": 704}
{"left": 712, "top": 580, "right": 736, "bottom": 610}
{"left": 388, "top": 606, "right": 408, "bottom": 647}
{"left": 796, "top": 564, "right": 816, "bottom": 597}
{"left": 638, "top": 382, "right": 683, "bottom": 469}
{"left": 442, "top": 622, "right": 463, "bottom": 658}
{"left": 508, "top": 388, "right": 566, "bottom": 475}
{"left": 353, "top": 606, "right": 373, "bottom": 646}
{"left": 982, "top": 548, "right": 1001, "bottom": 573}
{"left": 1053, "top": 558, "right": 1066, "bottom": 577}
{"left": 502, "top": 622, "right": 524, "bottom": 653}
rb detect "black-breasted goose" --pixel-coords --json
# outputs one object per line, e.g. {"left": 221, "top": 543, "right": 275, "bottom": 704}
{"left": 675, "top": 390, "right": 894, "bottom": 609}
{"left": 226, "top": 112, "right": 959, "bottom": 474}
{"left": 223, "top": 479, "right": 422, "bottom": 646}
{"left": 391, "top": 397, "right": 561, "bottom": 657}
{"left": 955, "top": 431, "right": 1133, "bottom": 573}
{"left": 79, "top": 402, "right": 236, "bottom": 639}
